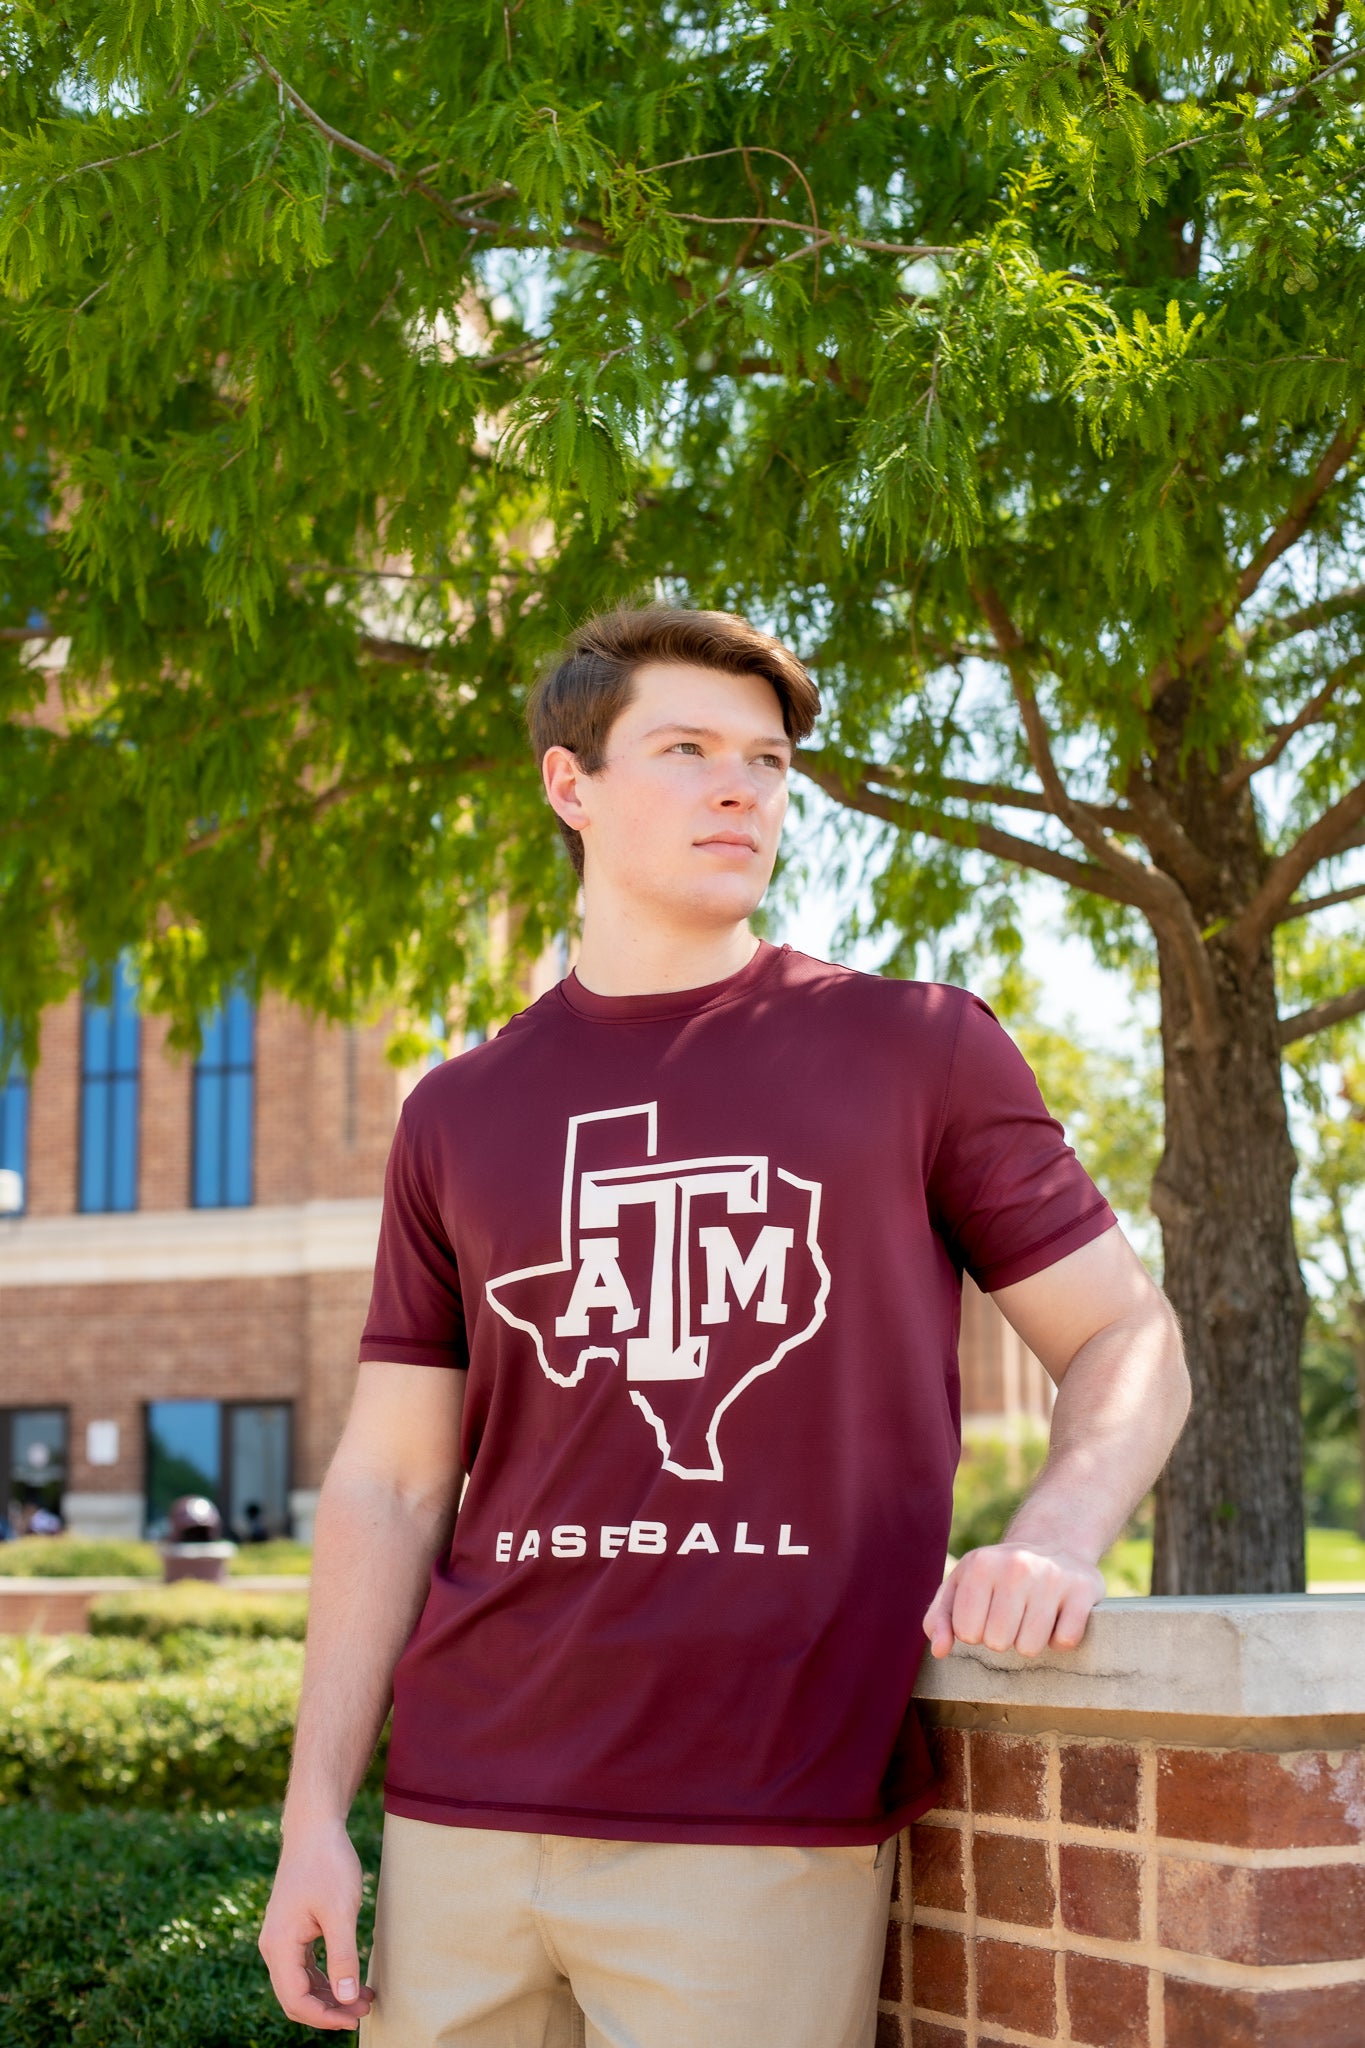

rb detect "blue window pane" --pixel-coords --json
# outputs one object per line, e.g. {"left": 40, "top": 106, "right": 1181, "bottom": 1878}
{"left": 109, "top": 1076, "right": 138, "bottom": 1211}
{"left": 193, "top": 1070, "right": 223, "bottom": 1206}
{"left": 199, "top": 1008, "right": 225, "bottom": 1068}
{"left": 0, "top": 1076, "right": 26, "bottom": 1175}
{"left": 224, "top": 1071, "right": 253, "bottom": 1205}
{"left": 82, "top": 1002, "right": 111, "bottom": 1075}
{"left": 111, "top": 962, "right": 139, "bottom": 1074}
{"left": 193, "top": 989, "right": 254, "bottom": 1207}
{"left": 79, "top": 1078, "right": 108, "bottom": 1211}
{"left": 224, "top": 990, "right": 254, "bottom": 1066}
{"left": 81, "top": 955, "right": 141, "bottom": 1212}
{"left": 146, "top": 1399, "right": 222, "bottom": 1533}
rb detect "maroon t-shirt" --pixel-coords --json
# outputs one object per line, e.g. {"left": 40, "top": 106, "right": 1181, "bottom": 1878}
{"left": 359, "top": 943, "right": 1114, "bottom": 1845}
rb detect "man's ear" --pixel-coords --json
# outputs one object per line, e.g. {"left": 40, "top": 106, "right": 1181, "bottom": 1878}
{"left": 541, "top": 745, "right": 591, "bottom": 833}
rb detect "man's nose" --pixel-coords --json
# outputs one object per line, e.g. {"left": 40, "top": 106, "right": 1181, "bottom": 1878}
{"left": 713, "top": 758, "right": 761, "bottom": 807}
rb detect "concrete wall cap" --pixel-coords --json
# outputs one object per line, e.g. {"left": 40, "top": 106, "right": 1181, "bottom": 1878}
{"left": 913, "top": 1594, "right": 1365, "bottom": 1719}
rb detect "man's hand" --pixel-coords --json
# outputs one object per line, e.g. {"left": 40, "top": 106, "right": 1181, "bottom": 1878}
{"left": 922, "top": 1541, "right": 1106, "bottom": 1660}
{"left": 259, "top": 1819, "right": 376, "bottom": 2032}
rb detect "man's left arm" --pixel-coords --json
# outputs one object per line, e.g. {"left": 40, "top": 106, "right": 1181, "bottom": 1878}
{"left": 923, "top": 1223, "right": 1190, "bottom": 1660}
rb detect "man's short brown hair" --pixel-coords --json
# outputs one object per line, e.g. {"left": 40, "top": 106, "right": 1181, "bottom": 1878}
{"left": 527, "top": 604, "right": 820, "bottom": 877}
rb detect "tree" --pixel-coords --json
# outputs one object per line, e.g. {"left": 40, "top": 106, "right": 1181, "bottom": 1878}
{"left": 1283, "top": 932, "right": 1365, "bottom": 1537}
{"left": 3, "top": 0, "right": 1365, "bottom": 1590}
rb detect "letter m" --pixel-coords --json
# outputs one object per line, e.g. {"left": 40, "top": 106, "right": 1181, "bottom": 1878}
{"left": 697, "top": 1225, "right": 795, "bottom": 1326}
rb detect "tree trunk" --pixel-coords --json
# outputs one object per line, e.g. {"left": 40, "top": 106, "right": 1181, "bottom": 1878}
{"left": 1147, "top": 727, "right": 1309, "bottom": 1593}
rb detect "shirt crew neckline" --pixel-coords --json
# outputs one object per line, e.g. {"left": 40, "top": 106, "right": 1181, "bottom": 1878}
{"left": 558, "top": 940, "right": 788, "bottom": 1023}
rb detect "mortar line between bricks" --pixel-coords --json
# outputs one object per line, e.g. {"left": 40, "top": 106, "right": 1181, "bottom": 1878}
{"left": 953, "top": 1811, "right": 1364, "bottom": 1867}
{"left": 1142, "top": 1743, "right": 1164, "bottom": 2048}
{"left": 909, "top": 1907, "right": 1365, "bottom": 1990}
{"left": 1046, "top": 1733, "right": 1068, "bottom": 2045}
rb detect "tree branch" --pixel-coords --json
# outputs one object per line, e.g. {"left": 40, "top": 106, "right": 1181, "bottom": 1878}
{"left": 827, "top": 750, "right": 1131, "bottom": 826}
{"left": 1244, "top": 580, "right": 1365, "bottom": 654}
{"left": 976, "top": 582, "right": 1224, "bottom": 1046}
{"left": 794, "top": 751, "right": 1149, "bottom": 908}
{"left": 1147, "top": 422, "right": 1363, "bottom": 702}
{"left": 1279, "top": 983, "right": 1365, "bottom": 1046}
{"left": 245, "top": 46, "right": 602, "bottom": 250}
{"left": 1275, "top": 879, "right": 1365, "bottom": 925}
{"left": 1233, "top": 776, "right": 1365, "bottom": 955}
{"left": 1221, "top": 653, "right": 1364, "bottom": 796}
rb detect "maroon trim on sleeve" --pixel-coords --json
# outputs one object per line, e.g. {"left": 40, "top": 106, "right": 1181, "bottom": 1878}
{"left": 356, "top": 1336, "right": 469, "bottom": 1369}
{"left": 976, "top": 1199, "right": 1118, "bottom": 1294}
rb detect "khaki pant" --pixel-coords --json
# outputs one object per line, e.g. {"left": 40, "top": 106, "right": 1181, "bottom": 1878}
{"left": 360, "top": 1814, "right": 896, "bottom": 2048}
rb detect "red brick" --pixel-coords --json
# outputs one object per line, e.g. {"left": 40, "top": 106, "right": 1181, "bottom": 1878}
{"left": 929, "top": 1727, "right": 967, "bottom": 1811}
{"left": 1160, "top": 1856, "right": 1365, "bottom": 1966}
{"left": 908, "top": 2024, "right": 963, "bottom": 2048}
{"left": 1165, "top": 1976, "right": 1365, "bottom": 2048}
{"left": 976, "top": 1937, "right": 1056, "bottom": 2035}
{"left": 1059, "top": 1842, "right": 1141, "bottom": 1941}
{"left": 910, "top": 1926, "right": 967, "bottom": 2018}
{"left": 1157, "top": 1746, "right": 1365, "bottom": 1849}
{"left": 910, "top": 1823, "right": 965, "bottom": 1913}
{"left": 972, "top": 1830, "right": 1054, "bottom": 1927}
{"left": 881, "top": 1921, "right": 904, "bottom": 2003}
{"left": 970, "top": 1733, "right": 1049, "bottom": 1820}
{"left": 1060, "top": 1741, "right": 1141, "bottom": 1831}
{"left": 1066, "top": 1954, "right": 1148, "bottom": 2048}
{"left": 876, "top": 2009, "right": 905, "bottom": 2048}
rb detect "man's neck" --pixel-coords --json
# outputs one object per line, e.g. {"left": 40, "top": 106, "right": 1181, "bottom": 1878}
{"left": 571, "top": 913, "right": 761, "bottom": 998}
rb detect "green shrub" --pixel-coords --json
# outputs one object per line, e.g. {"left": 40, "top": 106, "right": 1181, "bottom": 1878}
{"left": 0, "top": 1536, "right": 160, "bottom": 1578}
{"left": 226, "top": 1539, "right": 312, "bottom": 1576}
{"left": 950, "top": 1427, "right": 1049, "bottom": 1555}
{"left": 89, "top": 1583, "right": 308, "bottom": 1642}
{"left": 0, "top": 1794, "right": 383, "bottom": 2047}
{"left": 0, "top": 1632, "right": 378, "bottom": 1812}
{"left": 0, "top": 1666, "right": 303, "bottom": 1809}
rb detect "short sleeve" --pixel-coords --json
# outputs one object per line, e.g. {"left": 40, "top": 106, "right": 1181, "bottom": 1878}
{"left": 926, "top": 992, "right": 1116, "bottom": 1292}
{"left": 358, "top": 1108, "right": 469, "bottom": 1368}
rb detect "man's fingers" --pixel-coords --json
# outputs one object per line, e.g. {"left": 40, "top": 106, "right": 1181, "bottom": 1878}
{"left": 1050, "top": 1573, "right": 1102, "bottom": 1651}
{"left": 922, "top": 1577, "right": 958, "bottom": 1658}
{"left": 318, "top": 1911, "right": 364, "bottom": 2008}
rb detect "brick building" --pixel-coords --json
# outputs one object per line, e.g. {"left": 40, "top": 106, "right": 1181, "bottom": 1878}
{"left": 0, "top": 967, "right": 1048, "bottom": 1543}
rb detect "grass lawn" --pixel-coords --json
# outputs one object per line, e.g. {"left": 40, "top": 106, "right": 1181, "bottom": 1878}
{"left": 1099, "top": 1527, "right": 1365, "bottom": 1596}
{"left": 0, "top": 1793, "right": 382, "bottom": 2048}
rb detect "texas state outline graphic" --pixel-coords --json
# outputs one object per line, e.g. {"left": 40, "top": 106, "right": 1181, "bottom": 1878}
{"left": 483, "top": 1102, "right": 830, "bottom": 1480}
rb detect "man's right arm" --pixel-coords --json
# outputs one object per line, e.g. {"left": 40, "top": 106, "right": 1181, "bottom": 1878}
{"left": 258, "top": 1359, "right": 466, "bottom": 2033}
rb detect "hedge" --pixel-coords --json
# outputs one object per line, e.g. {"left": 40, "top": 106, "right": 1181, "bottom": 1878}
{"left": 0, "top": 1535, "right": 313, "bottom": 1578}
{"left": 0, "top": 1536, "right": 161, "bottom": 1578}
{"left": 88, "top": 1584, "right": 309, "bottom": 1641}
{"left": 0, "top": 1794, "right": 382, "bottom": 2047}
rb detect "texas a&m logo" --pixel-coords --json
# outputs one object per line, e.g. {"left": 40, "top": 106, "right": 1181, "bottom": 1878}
{"left": 484, "top": 1103, "right": 829, "bottom": 1481}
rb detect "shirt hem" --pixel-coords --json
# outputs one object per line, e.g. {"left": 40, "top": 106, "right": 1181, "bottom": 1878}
{"left": 381, "top": 1777, "right": 944, "bottom": 1847}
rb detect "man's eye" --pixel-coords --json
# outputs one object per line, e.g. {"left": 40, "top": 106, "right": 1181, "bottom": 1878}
{"left": 756, "top": 754, "right": 785, "bottom": 769}
{"left": 671, "top": 741, "right": 703, "bottom": 755}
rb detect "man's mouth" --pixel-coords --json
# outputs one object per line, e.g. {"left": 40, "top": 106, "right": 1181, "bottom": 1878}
{"left": 695, "top": 833, "right": 758, "bottom": 851}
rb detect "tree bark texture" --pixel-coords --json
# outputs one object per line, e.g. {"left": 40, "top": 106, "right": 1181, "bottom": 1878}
{"left": 1147, "top": 696, "right": 1309, "bottom": 1593}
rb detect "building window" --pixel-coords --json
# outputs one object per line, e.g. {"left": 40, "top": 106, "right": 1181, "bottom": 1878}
{"left": 1, "top": 1408, "right": 68, "bottom": 1535}
{"left": 0, "top": 1049, "right": 27, "bottom": 1215}
{"left": 145, "top": 1399, "right": 292, "bottom": 1541}
{"left": 193, "top": 989, "right": 255, "bottom": 1207}
{"left": 80, "top": 956, "right": 140, "bottom": 1212}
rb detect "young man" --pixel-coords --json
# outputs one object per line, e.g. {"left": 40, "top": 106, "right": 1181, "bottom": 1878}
{"left": 259, "top": 606, "right": 1190, "bottom": 2046}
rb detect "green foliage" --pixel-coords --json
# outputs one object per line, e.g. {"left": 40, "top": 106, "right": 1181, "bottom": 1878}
{"left": 88, "top": 1583, "right": 308, "bottom": 1640}
{"left": 0, "top": 1793, "right": 383, "bottom": 2047}
{"left": 1, "top": 1, "right": 1363, "bottom": 1052}
{"left": 950, "top": 1426, "right": 1049, "bottom": 1555}
{"left": 0, "top": 1658, "right": 304, "bottom": 1809}
{"left": 225, "top": 1539, "right": 312, "bottom": 1577}
{"left": 0, "top": 1536, "right": 160, "bottom": 1578}
{"left": 986, "top": 966, "right": 1163, "bottom": 1259}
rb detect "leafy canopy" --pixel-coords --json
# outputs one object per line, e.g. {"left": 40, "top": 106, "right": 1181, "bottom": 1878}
{"left": 2, "top": 0, "right": 1363, "bottom": 1053}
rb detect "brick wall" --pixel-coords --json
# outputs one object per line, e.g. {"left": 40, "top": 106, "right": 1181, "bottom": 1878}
{"left": 879, "top": 1710, "right": 1365, "bottom": 2046}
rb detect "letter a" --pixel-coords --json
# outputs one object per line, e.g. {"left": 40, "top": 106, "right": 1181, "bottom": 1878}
{"left": 556, "top": 1237, "right": 640, "bottom": 1336}
{"left": 678, "top": 1522, "right": 720, "bottom": 1555}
